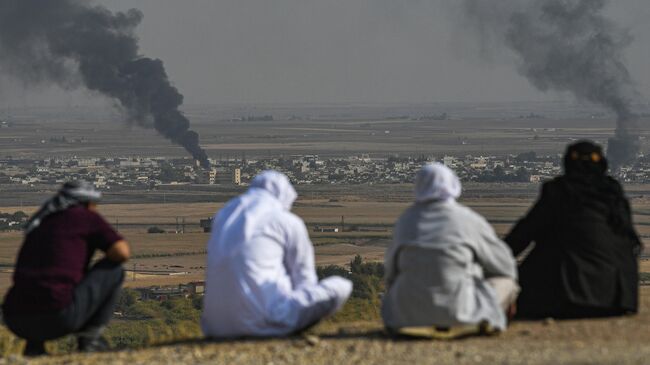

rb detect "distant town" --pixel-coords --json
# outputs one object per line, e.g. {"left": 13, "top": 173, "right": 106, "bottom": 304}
{"left": 1, "top": 151, "right": 649, "bottom": 190}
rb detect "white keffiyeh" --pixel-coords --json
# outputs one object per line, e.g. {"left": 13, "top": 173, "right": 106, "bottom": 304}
{"left": 25, "top": 180, "right": 102, "bottom": 234}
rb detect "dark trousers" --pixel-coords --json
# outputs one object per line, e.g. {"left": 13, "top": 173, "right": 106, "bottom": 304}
{"left": 4, "top": 259, "right": 124, "bottom": 342}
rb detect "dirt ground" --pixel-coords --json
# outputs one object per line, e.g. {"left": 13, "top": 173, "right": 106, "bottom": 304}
{"left": 3, "top": 286, "right": 646, "bottom": 365}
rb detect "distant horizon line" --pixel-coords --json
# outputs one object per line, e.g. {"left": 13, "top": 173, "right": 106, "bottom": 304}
{"left": 2, "top": 99, "right": 648, "bottom": 110}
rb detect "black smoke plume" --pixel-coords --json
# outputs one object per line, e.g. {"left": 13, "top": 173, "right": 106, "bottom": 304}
{"left": 461, "top": 0, "right": 638, "bottom": 170}
{"left": 0, "top": 0, "right": 210, "bottom": 168}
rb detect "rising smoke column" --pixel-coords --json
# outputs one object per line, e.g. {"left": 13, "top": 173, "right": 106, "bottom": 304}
{"left": 0, "top": 0, "right": 210, "bottom": 167}
{"left": 462, "top": 0, "right": 638, "bottom": 169}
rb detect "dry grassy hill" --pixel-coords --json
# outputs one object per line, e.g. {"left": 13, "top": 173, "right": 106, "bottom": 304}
{"left": 0, "top": 286, "right": 645, "bottom": 365}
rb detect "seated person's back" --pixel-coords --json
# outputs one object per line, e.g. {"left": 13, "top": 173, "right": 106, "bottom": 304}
{"left": 3, "top": 181, "right": 130, "bottom": 356}
{"left": 506, "top": 141, "right": 642, "bottom": 318}
{"left": 5, "top": 205, "right": 117, "bottom": 312}
{"left": 382, "top": 164, "right": 519, "bottom": 333}
{"left": 201, "top": 171, "right": 352, "bottom": 337}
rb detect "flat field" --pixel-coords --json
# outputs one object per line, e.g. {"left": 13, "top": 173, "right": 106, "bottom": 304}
{"left": 0, "top": 194, "right": 649, "bottom": 295}
{"left": 2, "top": 105, "right": 650, "bottom": 160}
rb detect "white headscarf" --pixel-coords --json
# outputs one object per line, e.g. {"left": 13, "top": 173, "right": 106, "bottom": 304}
{"left": 203, "top": 170, "right": 353, "bottom": 337}
{"left": 250, "top": 170, "right": 298, "bottom": 210}
{"left": 414, "top": 163, "right": 462, "bottom": 203}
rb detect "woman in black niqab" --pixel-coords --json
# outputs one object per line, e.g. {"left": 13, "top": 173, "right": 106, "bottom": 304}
{"left": 506, "top": 141, "right": 642, "bottom": 319}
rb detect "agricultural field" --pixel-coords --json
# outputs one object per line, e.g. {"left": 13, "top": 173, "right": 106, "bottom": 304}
{"left": 0, "top": 191, "right": 648, "bottom": 296}
{"left": 2, "top": 105, "right": 650, "bottom": 161}
{"left": 1, "top": 106, "right": 650, "bottom": 362}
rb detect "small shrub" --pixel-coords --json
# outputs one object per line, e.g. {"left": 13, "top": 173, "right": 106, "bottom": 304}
{"left": 317, "top": 255, "right": 384, "bottom": 300}
{"left": 116, "top": 288, "right": 140, "bottom": 313}
{"left": 328, "top": 298, "right": 381, "bottom": 323}
{"left": 147, "top": 226, "right": 165, "bottom": 234}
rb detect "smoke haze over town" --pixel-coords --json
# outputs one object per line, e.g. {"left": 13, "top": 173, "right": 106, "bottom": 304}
{"left": 0, "top": 0, "right": 647, "bottom": 107}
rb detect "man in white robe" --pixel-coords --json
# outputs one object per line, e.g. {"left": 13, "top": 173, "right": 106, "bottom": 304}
{"left": 382, "top": 163, "right": 519, "bottom": 336}
{"left": 202, "top": 170, "right": 352, "bottom": 338}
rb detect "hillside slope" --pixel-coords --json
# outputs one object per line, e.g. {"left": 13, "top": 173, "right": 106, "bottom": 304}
{"left": 3, "top": 287, "right": 648, "bottom": 365}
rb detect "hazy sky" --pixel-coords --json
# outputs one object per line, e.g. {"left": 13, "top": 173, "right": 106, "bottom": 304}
{"left": 1, "top": 0, "right": 648, "bottom": 106}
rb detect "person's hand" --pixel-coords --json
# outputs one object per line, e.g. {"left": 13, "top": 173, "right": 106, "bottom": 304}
{"left": 106, "top": 240, "right": 130, "bottom": 263}
{"left": 507, "top": 302, "right": 517, "bottom": 320}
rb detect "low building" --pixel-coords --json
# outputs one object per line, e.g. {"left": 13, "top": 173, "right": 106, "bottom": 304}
{"left": 233, "top": 168, "right": 241, "bottom": 185}
{"left": 208, "top": 168, "right": 217, "bottom": 185}
{"left": 313, "top": 226, "right": 339, "bottom": 233}
{"left": 355, "top": 226, "right": 389, "bottom": 232}
{"left": 137, "top": 286, "right": 187, "bottom": 301}
{"left": 137, "top": 282, "right": 206, "bottom": 301}
{"left": 187, "top": 281, "right": 205, "bottom": 295}
{"left": 200, "top": 218, "right": 213, "bottom": 233}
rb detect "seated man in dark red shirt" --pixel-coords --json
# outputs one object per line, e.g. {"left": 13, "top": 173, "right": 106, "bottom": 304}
{"left": 2, "top": 181, "right": 130, "bottom": 356}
